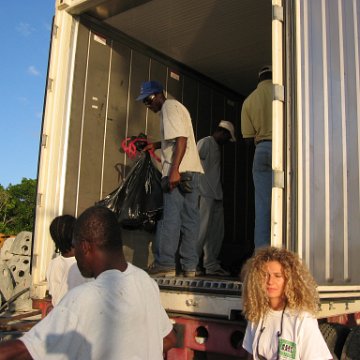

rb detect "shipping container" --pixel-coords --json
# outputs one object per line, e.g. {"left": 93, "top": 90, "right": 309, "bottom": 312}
{"left": 28, "top": 0, "right": 360, "bottom": 358}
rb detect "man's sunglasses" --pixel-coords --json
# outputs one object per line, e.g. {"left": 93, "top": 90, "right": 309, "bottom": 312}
{"left": 143, "top": 94, "right": 156, "bottom": 106}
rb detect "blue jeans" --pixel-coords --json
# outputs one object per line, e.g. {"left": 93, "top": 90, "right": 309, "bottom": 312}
{"left": 253, "top": 141, "right": 272, "bottom": 248}
{"left": 197, "top": 197, "right": 224, "bottom": 271}
{"left": 154, "top": 173, "right": 200, "bottom": 271}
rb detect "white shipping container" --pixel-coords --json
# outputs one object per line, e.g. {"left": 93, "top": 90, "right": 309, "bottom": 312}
{"left": 28, "top": 0, "right": 360, "bottom": 357}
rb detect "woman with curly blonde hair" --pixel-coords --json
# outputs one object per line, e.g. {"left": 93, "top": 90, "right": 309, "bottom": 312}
{"left": 241, "top": 246, "right": 332, "bottom": 360}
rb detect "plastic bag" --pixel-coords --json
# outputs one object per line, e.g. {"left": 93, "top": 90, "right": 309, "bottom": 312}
{"left": 97, "top": 151, "right": 163, "bottom": 232}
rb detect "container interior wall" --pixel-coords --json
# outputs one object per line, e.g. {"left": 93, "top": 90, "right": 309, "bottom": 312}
{"left": 63, "top": 20, "right": 254, "bottom": 271}
{"left": 296, "top": 0, "right": 360, "bottom": 285}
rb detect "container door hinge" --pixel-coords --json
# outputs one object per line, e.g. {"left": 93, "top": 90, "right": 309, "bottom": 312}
{"left": 41, "top": 134, "right": 48, "bottom": 148}
{"left": 57, "top": 0, "right": 70, "bottom": 11}
{"left": 273, "top": 5, "right": 284, "bottom": 22}
{"left": 52, "top": 23, "right": 58, "bottom": 38}
{"left": 273, "top": 84, "right": 285, "bottom": 102}
{"left": 47, "top": 78, "right": 54, "bottom": 92}
{"left": 37, "top": 193, "right": 43, "bottom": 207}
{"left": 273, "top": 170, "right": 285, "bottom": 189}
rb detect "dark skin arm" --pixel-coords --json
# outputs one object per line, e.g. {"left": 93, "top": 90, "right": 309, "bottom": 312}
{"left": 143, "top": 137, "right": 187, "bottom": 191}
{"left": 0, "top": 330, "right": 176, "bottom": 360}
{"left": 169, "top": 137, "right": 187, "bottom": 190}
{"left": 163, "top": 328, "right": 177, "bottom": 353}
{"left": 0, "top": 340, "right": 32, "bottom": 360}
{"left": 143, "top": 141, "right": 161, "bottom": 152}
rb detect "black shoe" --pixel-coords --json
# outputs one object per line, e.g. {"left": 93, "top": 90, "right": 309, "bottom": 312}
{"left": 147, "top": 263, "right": 176, "bottom": 277}
{"left": 206, "top": 268, "right": 231, "bottom": 276}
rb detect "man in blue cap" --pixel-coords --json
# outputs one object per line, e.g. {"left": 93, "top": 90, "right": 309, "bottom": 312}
{"left": 137, "top": 80, "right": 203, "bottom": 277}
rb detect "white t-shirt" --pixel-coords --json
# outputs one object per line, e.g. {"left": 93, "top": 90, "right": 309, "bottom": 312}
{"left": 160, "top": 99, "right": 203, "bottom": 176}
{"left": 46, "top": 255, "right": 87, "bottom": 306}
{"left": 242, "top": 309, "right": 332, "bottom": 360}
{"left": 197, "top": 136, "right": 222, "bottom": 199}
{"left": 22, "top": 264, "right": 172, "bottom": 360}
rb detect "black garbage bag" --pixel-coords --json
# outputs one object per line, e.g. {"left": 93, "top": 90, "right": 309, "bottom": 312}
{"left": 97, "top": 151, "right": 163, "bottom": 232}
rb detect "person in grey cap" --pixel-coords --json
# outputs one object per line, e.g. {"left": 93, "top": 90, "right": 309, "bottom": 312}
{"left": 196, "top": 121, "right": 236, "bottom": 276}
{"left": 136, "top": 80, "right": 204, "bottom": 277}
{"left": 241, "top": 65, "right": 273, "bottom": 249}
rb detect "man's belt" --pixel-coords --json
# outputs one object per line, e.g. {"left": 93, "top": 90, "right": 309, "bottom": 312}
{"left": 256, "top": 139, "right": 272, "bottom": 145}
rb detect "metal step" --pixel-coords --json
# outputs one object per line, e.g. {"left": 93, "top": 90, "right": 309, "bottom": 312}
{"left": 153, "top": 276, "right": 242, "bottom": 296}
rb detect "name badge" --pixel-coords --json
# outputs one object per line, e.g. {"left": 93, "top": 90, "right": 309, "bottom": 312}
{"left": 278, "top": 338, "right": 296, "bottom": 359}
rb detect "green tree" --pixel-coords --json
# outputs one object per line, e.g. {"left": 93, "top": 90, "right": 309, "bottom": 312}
{"left": 0, "top": 178, "right": 37, "bottom": 235}
{"left": 0, "top": 184, "right": 16, "bottom": 233}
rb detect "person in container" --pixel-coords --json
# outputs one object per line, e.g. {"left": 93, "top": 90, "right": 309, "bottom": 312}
{"left": 241, "top": 65, "right": 273, "bottom": 250}
{"left": 196, "top": 120, "right": 236, "bottom": 277}
{"left": 137, "top": 80, "right": 204, "bottom": 277}
{"left": 241, "top": 246, "right": 332, "bottom": 360}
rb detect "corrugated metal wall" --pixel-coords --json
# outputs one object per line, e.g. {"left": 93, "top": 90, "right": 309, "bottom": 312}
{"left": 62, "top": 20, "right": 254, "bottom": 270}
{"left": 295, "top": 0, "right": 360, "bottom": 286}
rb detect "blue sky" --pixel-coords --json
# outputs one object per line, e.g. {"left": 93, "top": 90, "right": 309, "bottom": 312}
{"left": 0, "top": 3, "right": 54, "bottom": 187}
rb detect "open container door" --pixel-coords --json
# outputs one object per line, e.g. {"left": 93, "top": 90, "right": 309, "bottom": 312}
{"left": 292, "top": 0, "right": 360, "bottom": 317}
{"left": 31, "top": 4, "right": 79, "bottom": 299}
{"left": 271, "top": 0, "right": 286, "bottom": 248}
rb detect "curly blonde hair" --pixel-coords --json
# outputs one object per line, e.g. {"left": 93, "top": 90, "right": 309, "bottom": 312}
{"left": 241, "top": 246, "right": 319, "bottom": 323}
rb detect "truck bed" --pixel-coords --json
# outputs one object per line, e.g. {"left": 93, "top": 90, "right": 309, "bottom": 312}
{"left": 153, "top": 276, "right": 243, "bottom": 319}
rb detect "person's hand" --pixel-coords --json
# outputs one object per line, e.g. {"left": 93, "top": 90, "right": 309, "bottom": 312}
{"left": 142, "top": 143, "right": 155, "bottom": 152}
{"left": 169, "top": 168, "right": 181, "bottom": 191}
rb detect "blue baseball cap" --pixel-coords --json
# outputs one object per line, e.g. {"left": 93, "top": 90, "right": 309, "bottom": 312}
{"left": 136, "top": 81, "right": 164, "bottom": 101}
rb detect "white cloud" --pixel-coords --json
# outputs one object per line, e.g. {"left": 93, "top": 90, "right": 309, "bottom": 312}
{"left": 28, "top": 66, "right": 40, "bottom": 76}
{"left": 16, "top": 22, "right": 35, "bottom": 37}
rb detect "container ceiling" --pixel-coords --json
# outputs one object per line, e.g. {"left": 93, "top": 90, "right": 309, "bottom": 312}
{"left": 67, "top": 0, "right": 272, "bottom": 96}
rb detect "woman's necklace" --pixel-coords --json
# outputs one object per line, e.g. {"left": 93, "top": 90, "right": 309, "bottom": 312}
{"left": 256, "top": 305, "right": 286, "bottom": 360}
